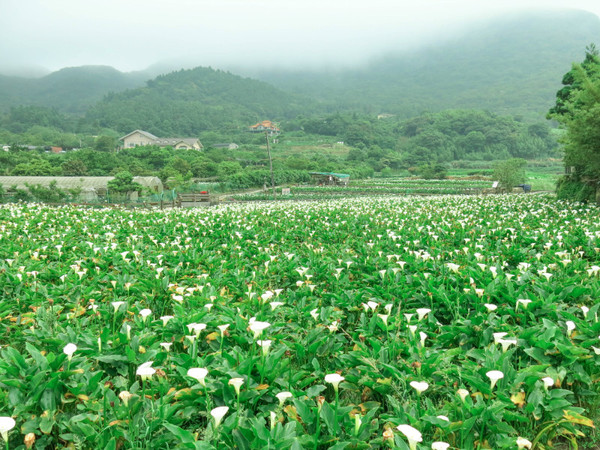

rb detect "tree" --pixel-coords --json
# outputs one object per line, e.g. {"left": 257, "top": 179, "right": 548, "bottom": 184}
{"left": 493, "top": 158, "right": 527, "bottom": 191}
{"left": 417, "top": 163, "right": 447, "bottom": 180}
{"left": 217, "top": 161, "right": 243, "bottom": 179}
{"left": 107, "top": 171, "right": 142, "bottom": 194}
{"left": 548, "top": 44, "right": 600, "bottom": 118}
{"left": 461, "top": 131, "right": 486, "bottom": 154}
{"left": 192, "top": 160, "right": 218, "bottom": 178}
{"left": 94, "top": 135, "right": 117, "bottom": 152}
{"left": 549, "top": 44, "right": 600, "bottom": 201}
{"left": 199, "top": 131, "right": 221, "bottom": 148}
{"left": 12, "top": 159, "right": 61, "bottom": 176}
{"left": 166, "top": 157, "right": 191, "bottom": 176}
{"left": 61, "top": 159, "right": 88, "bottom": 176}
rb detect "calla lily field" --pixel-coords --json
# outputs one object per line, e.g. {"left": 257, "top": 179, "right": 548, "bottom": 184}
{"left": 0, "top": 194, "right": 599, "bottom": 449}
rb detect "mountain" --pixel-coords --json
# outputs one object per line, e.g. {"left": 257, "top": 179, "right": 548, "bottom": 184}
{"left": 0, "top": 9, "right": 598, "bottom": 124}
{"left": 249, "top": 9, "right": 600, "bottom": 120}
{"left": 0, "top": 66, "right": 148, "bottom": 114}
{"left": 82, "top": 67, "right": 316, "bottom": 136}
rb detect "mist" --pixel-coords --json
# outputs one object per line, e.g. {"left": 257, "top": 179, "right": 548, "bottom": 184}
{"left": 1, "top": 0, "right": 600, "bottom": 76}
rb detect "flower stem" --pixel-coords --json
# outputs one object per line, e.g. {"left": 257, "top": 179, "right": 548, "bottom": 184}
{"left": 260, "top": 351, "right": 265, "bottom": 385}
{"left": 314, "top": 409, "right": 321, "bottom": 449}
{"left": 236, "top": 392, "right": 241, "bottom": 428}
{"left": 385, "top": 327, "right": 390, "bottom": 360}
{"left": 204, "top": 385, "right": 211, "bottom": 421}
{"left": 334, "top": 389, "right": 339, "bottom": 435}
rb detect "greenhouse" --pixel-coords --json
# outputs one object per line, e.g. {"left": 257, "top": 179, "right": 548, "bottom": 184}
{"left": 0, "top": 176, "right": 163, "bottom": 201}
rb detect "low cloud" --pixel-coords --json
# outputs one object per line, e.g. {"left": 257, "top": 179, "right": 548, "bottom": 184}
{"left": 1, "top": 0, "right": 599, "bottom": 74}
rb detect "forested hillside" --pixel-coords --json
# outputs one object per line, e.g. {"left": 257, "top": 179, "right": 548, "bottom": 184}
{"left": 0, "top": 9, "right": 598, "bottom": 124}
{"left": 252, "top": 10, "right": 600, "bottom": 120}
{"left": 82, "top": 67, "right": 317, "bottom": 136}
{"left": 0, "top": 66, "right": 148, "bottom": 114}
{"left": 288, "top": 109, "right": 557, "bottom": 168}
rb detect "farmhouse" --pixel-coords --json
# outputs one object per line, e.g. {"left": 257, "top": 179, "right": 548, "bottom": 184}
{"left": 248, "top": 120, "right": 280, "bottom": 136}
{"left": 120, "top": 130, "right": 203, "bottom": 150}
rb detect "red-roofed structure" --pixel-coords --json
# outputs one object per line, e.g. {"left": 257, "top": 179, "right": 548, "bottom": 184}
{"left": 248, "top": 120, "right": 280, "bottom": 135}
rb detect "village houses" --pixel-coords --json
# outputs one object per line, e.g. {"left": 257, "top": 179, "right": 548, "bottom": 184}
{"left": 120, "top": 130, "right": 203, "bottom": 150}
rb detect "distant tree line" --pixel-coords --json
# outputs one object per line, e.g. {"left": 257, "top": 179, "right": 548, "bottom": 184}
{"left": 0, "top": 141, "right": 374, "bottom": 190}
{"left": 0, "top": 106, "right": 558, "bottom": 190}
{"left": 289, "top": 110, "right": 557, "bottom": 170}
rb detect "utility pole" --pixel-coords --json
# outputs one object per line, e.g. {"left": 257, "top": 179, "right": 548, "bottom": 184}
{"left": 265, "top": 131, "right": 276, "bottom": 198}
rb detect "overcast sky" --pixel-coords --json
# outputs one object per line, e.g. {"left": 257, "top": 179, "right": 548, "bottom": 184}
{"left": 1, "top": 0, "right": 599, "bottom": 75}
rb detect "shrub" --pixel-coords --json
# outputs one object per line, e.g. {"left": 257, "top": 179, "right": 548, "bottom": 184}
{"left": 493, "top": 158, "right": 527, "bottom": 191}
{"left": 417, "top": 163, "right": 448, "bottom": 180}
{"left": 556, "top": 176, "right": 596, "bottom": 202}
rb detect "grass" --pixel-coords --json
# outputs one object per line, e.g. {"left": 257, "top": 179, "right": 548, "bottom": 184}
{"left": 448, "top": 159, "right": 563, "bottom": 192}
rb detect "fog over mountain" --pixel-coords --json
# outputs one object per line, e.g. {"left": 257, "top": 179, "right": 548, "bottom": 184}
{"left": 244, "top": 9, "right": 600, "bottom": 120}
{"left": 0, "top": 8, "right": 597, "bottom": 122}
{"left": 1, "top": 0, "right": 600, "bottom": 76}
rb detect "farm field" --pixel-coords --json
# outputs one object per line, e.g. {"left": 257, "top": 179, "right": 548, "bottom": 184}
{"left": 0, "top": 195, "right": 599, "bottom": 449}
{"left": 230, "top": 167, "right": 558, "bottom": 202}
{"left": 231, "top": 178, "right": 495, "bottom": 201}
{"left": 446, "top": 160, "right": 563, "bottom": 192}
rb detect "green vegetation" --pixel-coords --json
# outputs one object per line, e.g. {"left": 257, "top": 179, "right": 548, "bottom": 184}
{"left": 4, "top": 12, "right": 599, "bottom": 197}
{"left": 232, "top": 178, "right": 493, "bottom": 201}
{"left": 549, "top": 44, "right": 600, "bottom": 202}
{"left": 1, "top": 195, "right": 599, "bottom": 448}
{"left": 257, "top": 10, "right": 600, "bottom": 121}
{"left": 5, "top": 14, "right": 600, "bottom": 449}
{"left": 107, "top": 171, "right": 143, "bottom": 194}
{"left": 291, "top": 110, "right": 557, "bottom": 169}
{"left": 83, "top": 67, "right": 315, "bottom": 136}
{"left": 0, "top": 66, "right": 147, "bottom": 114}
{"left": 0, "top": 11, "right": 586, "bottom": 195}
{"left": 0, "top": 108, "right": 558, "bottom": 192}
{"left": 1, "top": 11, "right": 598, "bottom": 125}
{"left": 493, "top": 158, "right": 527, "bottom": 191}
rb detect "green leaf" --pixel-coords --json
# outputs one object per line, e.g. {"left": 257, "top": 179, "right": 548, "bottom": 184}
{"left": 306, "top": 384, "right": 326, "bottom": 398}
{"left": 330, "top": 442, "right": 352, "bottom": 450}
{"left": 527, "top": 388, "right": 544, "bottom": 409}
{"left": 96, "top": 354, "right": 129, "bottom": 364}
{"left": 461, "top": 416, "right": 478, "bottom": 435}
{"left": 4, "top": 347, "right": 28, "bottom": 371}
{"left": 320, "top": 401, "right": 337, "bottom": 434}
{"left": 523, "top": 347, "right": 551, "bottom": 364}
{"left": 488, "top": 420, "right": 516, "bottom": 434}
{"left": 26, "top": 342, "right": 47, "bottom": 368}
{"left": 563, "top": 410, "right": 596, "bottom": 428}
{"left": 232, "top": 429, "right": 251, "bottom": 450}
{"left": 40, "top": 416, "right": 55, "bottom": 434}
{"left": 40, "top": 389, "right": 57, "bottom": 411}
{"left": 163, "top": 423, "right": 196, "bottom": 444}
{"left": 251, "top": 417, "right": 270, "bottom": 443}
{"left": 294, "top": 398, "right": 316, "bottom": 426}
{"left": 547, "top": 398, "right": 573, "bottom": 411}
